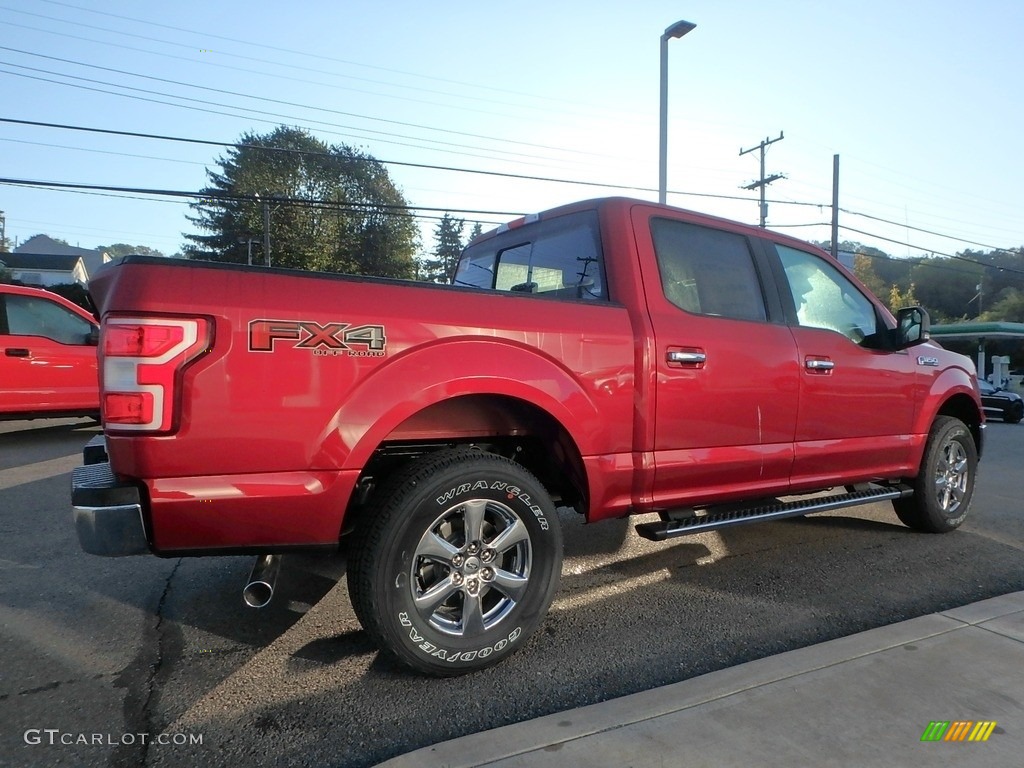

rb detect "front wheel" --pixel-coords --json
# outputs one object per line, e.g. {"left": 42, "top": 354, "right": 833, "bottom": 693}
{"left": 893, "top": 416, "right": 977, "bottom": 532}
{"left": 347, "top": 448, "right": 563, "bottom": 676}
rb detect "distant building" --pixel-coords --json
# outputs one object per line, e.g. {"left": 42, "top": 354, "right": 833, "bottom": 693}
{"left": 0, "top": 253, "right": 90, "bottom": 286}
{"left": 10, "top": 235, "right": 111, "bottom": 285}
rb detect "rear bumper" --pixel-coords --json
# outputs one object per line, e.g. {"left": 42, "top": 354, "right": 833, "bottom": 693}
{"left": 71, "top": 437, "right": 149, "bottom": 557}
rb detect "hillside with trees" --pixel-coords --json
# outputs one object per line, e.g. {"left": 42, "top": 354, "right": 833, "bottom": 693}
{"left": 830, "top": 240, "right": 1024, "bottom": 362}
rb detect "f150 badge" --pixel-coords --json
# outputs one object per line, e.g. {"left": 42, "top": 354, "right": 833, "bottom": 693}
{"left": 249, "top": 319, "right": 387, "bottom": 357}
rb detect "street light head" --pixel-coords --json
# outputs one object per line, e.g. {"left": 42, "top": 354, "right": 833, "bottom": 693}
{"left": 663, "top": 20, "right": 696, "bottom": 40}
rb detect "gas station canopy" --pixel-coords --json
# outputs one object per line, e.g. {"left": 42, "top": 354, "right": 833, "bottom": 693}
{"left": 930, "top": 321, "right": 1024, "bottom": 340}
{"left": 930, "top": 321, "right": 1024, "bottom": 383}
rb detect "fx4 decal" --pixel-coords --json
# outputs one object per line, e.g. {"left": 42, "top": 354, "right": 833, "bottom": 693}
{"left": 249, "top": 319, "right": 387, "bottom": 357}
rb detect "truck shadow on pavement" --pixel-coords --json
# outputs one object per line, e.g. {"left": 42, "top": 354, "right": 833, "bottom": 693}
{"left": 144, "top": 504, "right": 1024, "bottom": 768}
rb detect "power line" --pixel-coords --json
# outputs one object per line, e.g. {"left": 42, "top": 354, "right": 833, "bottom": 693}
{"left": 0, "top": 176, "right": 527, "bottom": 219}
{"left": 840, "top": 208, "right": 1016, "bottom": 253}
{"left": 33, "top": 0, "right": 598, "bottom": 110}
{"left": 2, "top": 2, "right": 632, "bottom": 133}
{"left": 9, "top": 174, "right": 1016, "bottom": 277}
{"left": 0, "top": 136, "right": 206, "bottom": 166}
{"left": 7, "top": 3, "right": 1021, "bottom": 255}
{"left": 0, "top": 18, "right": 600, "bottom": 131}
{"left": 0, "top": 44, "right": 606, "bottom": 161}
{"left": 5, "top": 175, "right": 1020, "bottom": 277}
{"left": 0, "top": 61, "right": 582, "bottom": 169}
{"left": 0, "top": 116, "right": 826, "bottom": 206}
{"left": 838, "top": 225, "right": 1024, "bottom": 275}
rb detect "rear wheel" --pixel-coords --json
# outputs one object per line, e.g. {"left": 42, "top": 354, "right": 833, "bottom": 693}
{"left": 347, "top": 448, "right": 563, "bottom": 676}
{"left": 893, "top": 416, "right": 977, "bottom": 532}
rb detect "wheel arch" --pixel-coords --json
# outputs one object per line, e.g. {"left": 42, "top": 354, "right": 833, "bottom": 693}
{"left": 935, "top": 391, "right": 984, "bottom": 457}
{"left": 366, "top": 392, "right": 588, "bottom": 511}
{"left": 914, "top": 364, "right": 984, "bottom": 459}
{"left": 331, "top": 340, "right": 598, "bottom": 528}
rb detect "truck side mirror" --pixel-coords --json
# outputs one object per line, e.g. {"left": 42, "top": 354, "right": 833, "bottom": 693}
{"left": 87, "top": 326, "right": 100, "bottom": 347}
{"left": 893, "top": 306, "right": 930, "bottom": 350}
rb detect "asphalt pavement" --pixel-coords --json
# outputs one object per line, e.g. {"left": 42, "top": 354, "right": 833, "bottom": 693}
{"left": 5, "top": 418, "right": 1024, "bottom": 768}
{"left": 382, "top": 591, "right": 1024, "bottom": 767}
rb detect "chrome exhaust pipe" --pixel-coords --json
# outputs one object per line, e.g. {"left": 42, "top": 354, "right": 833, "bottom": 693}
{"left": 243, "top": 554, "right": 281, "bottom": 608}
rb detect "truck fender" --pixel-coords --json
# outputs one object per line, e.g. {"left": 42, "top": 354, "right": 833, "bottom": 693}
{"left": 324, "top": 339, "right": 601, "bottom": 470}
{"left": 910, "top": 363, "right": 983, "bottom": 466}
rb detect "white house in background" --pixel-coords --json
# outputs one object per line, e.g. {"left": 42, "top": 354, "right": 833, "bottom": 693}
{"left": 9, "top": 235, "right": 111, "bottom": 285}
{"left": 0, "top": 253, "right": 90, "bottom": 286}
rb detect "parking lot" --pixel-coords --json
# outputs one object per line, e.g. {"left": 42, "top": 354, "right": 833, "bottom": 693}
{"left": 2, "top": 417, "right": 1023, "bottom": 767}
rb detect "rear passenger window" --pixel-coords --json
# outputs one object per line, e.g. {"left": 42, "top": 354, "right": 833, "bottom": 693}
{"left": 651, "top": 218, "right": 767, "bottom": 322}
{"left": 453, "top": 210, "right": 607, "bottom": 301}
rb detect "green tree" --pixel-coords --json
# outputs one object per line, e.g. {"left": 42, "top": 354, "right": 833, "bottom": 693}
{"left": 98, "top": 243, "right": 166, "bottom": 258}
{"left": 184, "top": 126, "right": 418, "bottom": 278}
{"left": 853, "top": 253, "right": 888, "bottom": 303}
{"left": 980, "top": 288, "right": 1024, "bottom": 323}
{"left": 46, "top": 282, "right": 93, "bottom": 311}
{"left": 420, "top": 213, "right": 465, "bottom": 283}
{"left": 908, "top": 258, "right": 980, "bottom": 321}
{"left": 888, "top": 282, "right": 919, "bottom": 311}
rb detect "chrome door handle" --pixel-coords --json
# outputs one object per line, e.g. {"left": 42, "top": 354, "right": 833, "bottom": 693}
{"left": 805, "top": 358, "right": 835, "bottom": 371}
{"left": 668, "top": 350, "right": 707, "bottom": 365}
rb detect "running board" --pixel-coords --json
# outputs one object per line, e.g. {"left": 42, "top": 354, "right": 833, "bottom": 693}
{"left": 635, "top": 486, "right": 912, "bottom": 542}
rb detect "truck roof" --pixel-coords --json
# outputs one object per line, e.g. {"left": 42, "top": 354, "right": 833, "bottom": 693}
{"left": 468, "top": 196, "right": 834, "bottom": 261}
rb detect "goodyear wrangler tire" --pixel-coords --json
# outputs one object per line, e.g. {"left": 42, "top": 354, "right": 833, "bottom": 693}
{"left": 893, "top": 416, "right": 977, "bottom": 533}
{"left": 347, "top": 449, "right": 563, "bottom": 676}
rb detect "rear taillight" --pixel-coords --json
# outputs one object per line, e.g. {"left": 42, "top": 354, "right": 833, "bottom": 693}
{"left": 101, "top": 317, "right": 210, "bottom": 433}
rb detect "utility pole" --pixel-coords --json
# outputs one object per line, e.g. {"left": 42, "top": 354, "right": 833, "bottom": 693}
{"left": 239, "top": 237, "right": 258, "bottom": 266}
{"left": 740, "top": 132, "right": 785, "bottom": 227}
{"left": 831, "top": 154, "right": 839, "bottom": 260}
{"left": 261, "top": 200, "right": 271, "bottom": 267}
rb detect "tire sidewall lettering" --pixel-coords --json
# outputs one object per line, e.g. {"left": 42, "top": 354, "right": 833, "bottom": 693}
{"left": 357, "top": 450, "right": 563, "bottom": 675}
{"left": 397, "top": 611, "right": 523, "bottom": 664}
{"left": 389, "top": 471, "right": 555, "bottom": 666}
{"left": 434, "top": 480, "right": 550, "bottom": 531}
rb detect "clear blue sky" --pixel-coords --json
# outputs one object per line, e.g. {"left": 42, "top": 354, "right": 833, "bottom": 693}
{"left": 1, "top": 0, "right": 1021, "bottom": 260}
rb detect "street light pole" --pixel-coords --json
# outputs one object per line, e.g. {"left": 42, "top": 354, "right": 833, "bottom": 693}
{"left": 659, "top": 19, "right": 696, "bottom": 205}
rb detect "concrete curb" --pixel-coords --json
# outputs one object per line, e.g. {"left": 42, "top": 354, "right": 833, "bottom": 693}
{"left": 379, "top": 592, "right": 1024, "bottom": 767}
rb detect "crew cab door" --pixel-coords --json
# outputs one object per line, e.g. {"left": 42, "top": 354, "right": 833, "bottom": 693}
{"left": 0, "top": 290, "right": 99, "bottom": 414}
{"left": 632, "top": 207, "right": 800, "bottom": 509}
{"left": 768, "top": 244, "right": 919, "bottom": 487}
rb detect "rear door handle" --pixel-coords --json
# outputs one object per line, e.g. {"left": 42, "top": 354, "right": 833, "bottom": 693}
{"left": 667, "top": 347, "right": 707, "bottom": 367}
{"left": 4, "top": 348, "right": 30, "bottom": 358}
{"left": 805, "top": 357, "right": 834, "bottom": 372}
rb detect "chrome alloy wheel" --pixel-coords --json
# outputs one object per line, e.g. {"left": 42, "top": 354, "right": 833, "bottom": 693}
{"left": 934, "top": 438, "right": 969, "bottom": 514}
{"left": 410, "top": 498, "right": 532, "bottom": 637}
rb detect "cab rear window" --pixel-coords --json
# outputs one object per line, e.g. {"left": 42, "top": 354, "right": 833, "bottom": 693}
{"left": 453, "top": 210, "right": 607, "bottom": 301}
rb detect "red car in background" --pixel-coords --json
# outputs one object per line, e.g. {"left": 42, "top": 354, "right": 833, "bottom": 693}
{"left": 0, "top": 284, "right": 99, "bottom": 420}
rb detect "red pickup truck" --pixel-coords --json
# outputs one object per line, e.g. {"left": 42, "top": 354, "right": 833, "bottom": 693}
{"left": 72, "top": 197, "right": 983, "bottom": 675}
{"left": 1, "top": 284, "right": 99, "bottom": 420}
